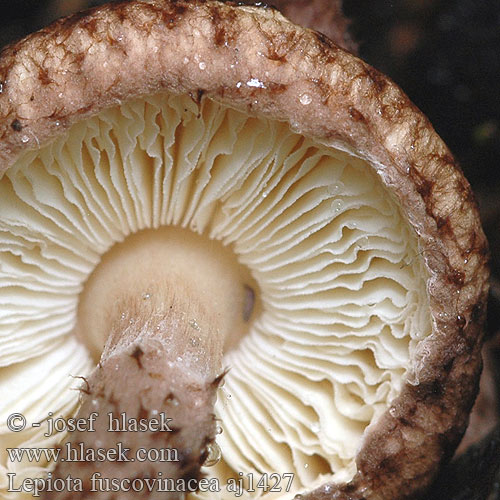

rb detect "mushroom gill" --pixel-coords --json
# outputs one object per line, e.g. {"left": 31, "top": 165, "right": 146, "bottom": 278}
{"left": 0, "top": 92, "right": 431, "bottom": 497}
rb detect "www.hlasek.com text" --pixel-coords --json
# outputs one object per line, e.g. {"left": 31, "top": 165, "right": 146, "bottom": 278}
{"left": 7, "top": 441, "right": 178, "bottom": 464}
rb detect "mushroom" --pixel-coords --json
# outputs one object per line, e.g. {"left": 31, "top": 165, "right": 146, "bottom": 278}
{"left": 0, "top": 1, "right": 489, "bottom": 500}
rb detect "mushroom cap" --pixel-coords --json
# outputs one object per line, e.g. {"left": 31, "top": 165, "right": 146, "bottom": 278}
{"left": 0, "top": 1, "right": 489, "bottom": 499}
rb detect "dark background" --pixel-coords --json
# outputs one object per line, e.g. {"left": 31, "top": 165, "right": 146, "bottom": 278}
{"left": 1, "top": 0, "right": 499, "bottom": 497}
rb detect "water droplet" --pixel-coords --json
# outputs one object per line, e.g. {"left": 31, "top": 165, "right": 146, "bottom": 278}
{"left": 246, "top": 78, "right": 266, "bottom": 89}
{"left": 389, "top": 407, "right": 397, "bottom": 417}
{"left": 190, "top": 336, "right": 200, "bottom": 346}
{"left": 92, "top": 399, "right": 98, "bottom": 407}
{"left": 299, "top": 93, "right": 312, "bottom": 105}
{"left": 203, "top": 442, "right": 221, "bottom": 467}
{"left": 0, "top": 82, "right": 3, "bottom": 93}
{"left": 189, "top": 319, "right": 200, "bottom": 331}
{"left": 304, "top": 463, "right": 309, "bottom": 469}
{"left": 121, "top": 312, "right": 126, "bottom": 320}
{"left": 183, "top": 57, "right": 189, "bottom": 64}
{"left": 117, "top": 35, "right": 124, "bottom": 42}
{"left": 58, "top": 92, "right": 63, "bottom": 98}
{"left": 176, "top": 356, "right": 183, "bottom": 362}
{"left": 153, "top": 46, "right": 159, "bottom": 53}
{"left": 216, "top": 425, "right": 223, "bottom": 435}
{"left": 199, "top": 62, "right": 206, "bottom": 70}
{"left": 327, "top": 181, "right": 344, "bottom": 196}
{"left": 331, "top": 199, "right": 344, "bottom": 213}
{"left": 464, "top": 258, "right": 469, "bottom": 264}
{"left": 21, "top": 135, "right": 29, "bottom": 143}
{"left": 310, "top": 422, "right": 320, "bottom": 433}
{"left": 294, "top": 495, "right": 303, "bottom": 500}
{"left": 226, "top": 393, "right": 232, "bottom": 399}
{"left": 55, "top": 120, "right": 61, "bottom": 127}
{"left": 142, "top": 292, "right": 151, "bottom": 300}
{"left": 193, "top": 28, "right": 201, "bottom": 37}
{"left": 151, "top": 409, "right": 158, "bottom": 416}
{"left": 166, "top": 393, "right": 179, "bottom": 406}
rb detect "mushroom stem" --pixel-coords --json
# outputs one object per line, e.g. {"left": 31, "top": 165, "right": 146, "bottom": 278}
{"left": 44, "top": 336, "right": 221, "bottom": 499}
{"left": 43, "top": 228, "right": 249, "bottom": 498}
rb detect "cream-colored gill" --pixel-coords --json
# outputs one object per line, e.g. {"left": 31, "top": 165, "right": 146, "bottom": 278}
{"left": 0, "top": 93, "right": 430, "bottom": 498}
